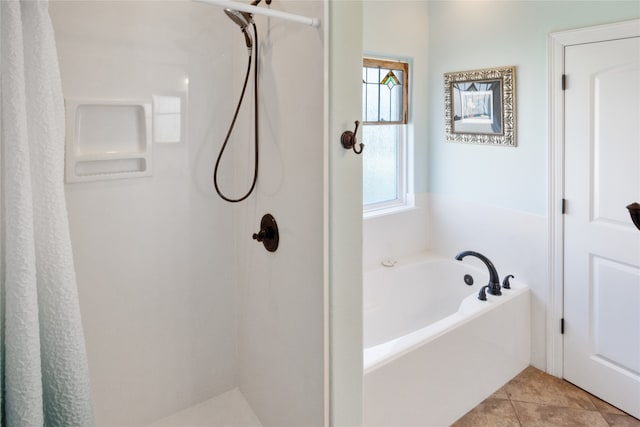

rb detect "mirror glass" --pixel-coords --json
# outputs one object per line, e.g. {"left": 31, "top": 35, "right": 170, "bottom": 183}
{"left": 451, "top": 80, "right": 502, "bottom": 135}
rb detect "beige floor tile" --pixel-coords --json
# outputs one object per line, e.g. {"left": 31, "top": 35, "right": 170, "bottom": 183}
{"left": 458, "top": 366, "right": 640, "bottom": 427}
{"left": 488, "top": 386, "right": 509, "bottom": 400}
{"left": 512, "top": 400, "right": 609, "bottom": 427}
{"left": 451, "top": 398, "right": 520, "bottom": 427}
{"left": 504, "top": 366, "right": 596, "bottom": 411}
{"left": 601, "top": 412, "right": 640, "bottom": 427}
{"left": 588, "top": 393, "right": 628, "bottom": 416}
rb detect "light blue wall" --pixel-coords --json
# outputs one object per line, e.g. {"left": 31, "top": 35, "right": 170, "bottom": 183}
{"left": 363, "top": 1, "right": 429, "bottom": 196}
{"left": 426, "top": 1, "right": 640, "bottom": 215}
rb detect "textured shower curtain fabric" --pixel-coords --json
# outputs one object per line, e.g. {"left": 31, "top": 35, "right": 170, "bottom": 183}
{"left": 0, "top": 1, "right": 94, "bottom": 426}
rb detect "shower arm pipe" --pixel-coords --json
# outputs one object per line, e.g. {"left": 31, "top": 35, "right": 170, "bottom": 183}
{"left": 193, "top": 0, "right": 321, "bottom": 27}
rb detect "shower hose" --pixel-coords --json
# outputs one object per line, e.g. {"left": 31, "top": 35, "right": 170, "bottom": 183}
{"left": 213, "top": 22, "right": 259, "bottom": 203}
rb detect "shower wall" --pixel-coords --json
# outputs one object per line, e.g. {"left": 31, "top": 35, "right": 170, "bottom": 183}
{"left": 231, "top": 2, "right": 326, "bottom": 425}
{"left": 51, "top": 2, "right": 238, "bottom": 425}
{"left": 51, "top": 1, "right": 327, "bottom": 426}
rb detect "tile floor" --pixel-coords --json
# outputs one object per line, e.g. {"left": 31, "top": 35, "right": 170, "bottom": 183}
{"left": 452, "top": 366, "right": 640, "bottom": 427}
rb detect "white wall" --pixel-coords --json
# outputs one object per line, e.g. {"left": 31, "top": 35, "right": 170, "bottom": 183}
{"left": 51, "top": 2, "right": 237, "bottom": 425}
{"left": 233, "top": 2, "right": 326, "bottom": 426}
{"left": 362, "top": 195, "right": 429, "bottom": 271}
{"left": 329, "top": 1, "right": 364, "bottom": 425}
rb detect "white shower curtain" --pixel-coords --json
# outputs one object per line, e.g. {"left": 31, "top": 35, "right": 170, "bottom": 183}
{"left": 0, "top": 1, "right": 94, "bottom": 425}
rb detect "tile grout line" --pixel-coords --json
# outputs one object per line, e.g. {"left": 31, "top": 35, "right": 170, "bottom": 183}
{"left": 588, "top": 394, "right": 613, "bottom": 427}
{"left": 507, "top": 394, "right": 523, "bottom": 427}
{"left": 508, "top": 395, "right": 614, "bottom": 426}
{"left": 598, "top": 408, "right": 613, "bottom": 427}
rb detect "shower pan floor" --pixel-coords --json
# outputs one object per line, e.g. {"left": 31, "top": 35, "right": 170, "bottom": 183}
{"left": 145, "top": 388, "right": 263, "bottom": 427}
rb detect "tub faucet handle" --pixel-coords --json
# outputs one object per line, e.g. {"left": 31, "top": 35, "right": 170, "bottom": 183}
{"left": 502, "top": 274, "right": 514, "bottom": 290}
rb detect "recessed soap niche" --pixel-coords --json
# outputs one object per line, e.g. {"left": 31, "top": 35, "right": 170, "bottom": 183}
{"left": 65, "top": 98, "right": 153, "bottom": 183}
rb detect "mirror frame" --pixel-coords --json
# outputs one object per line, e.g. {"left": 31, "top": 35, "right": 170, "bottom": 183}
{"left": 444, "top": 66, "right": 516, "bottom": 146}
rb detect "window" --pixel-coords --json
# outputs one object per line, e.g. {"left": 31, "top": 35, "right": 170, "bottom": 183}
{"left": 362, "top": 57, "right": 409, "bottom": 213}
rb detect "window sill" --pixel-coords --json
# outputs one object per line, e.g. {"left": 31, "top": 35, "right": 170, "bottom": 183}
{"left": 363, "top": 194, "right": 416, "bottom": 220}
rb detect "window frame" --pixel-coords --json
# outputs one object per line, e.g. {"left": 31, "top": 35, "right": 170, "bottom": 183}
{"left": 362, "top": 124, "right": 408, "bottom": 215}
{"left": 362, "top": 57, "right": 409, "bottom": 126}
{"left": 362, "top": 57, "right": 411, "bottom": 215}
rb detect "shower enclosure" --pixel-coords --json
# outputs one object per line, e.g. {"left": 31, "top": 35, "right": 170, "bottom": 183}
{"left": 49, "top": 1, "right": 327, "bottom": 425}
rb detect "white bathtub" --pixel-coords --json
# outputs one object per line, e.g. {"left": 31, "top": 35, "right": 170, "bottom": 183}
{"left": 363, "top": 252, "right": 530, "bottom": 426}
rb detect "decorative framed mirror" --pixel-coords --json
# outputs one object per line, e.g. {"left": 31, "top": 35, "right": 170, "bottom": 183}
{"left": 444, "top": 66, "right": 516, "bottom": 146}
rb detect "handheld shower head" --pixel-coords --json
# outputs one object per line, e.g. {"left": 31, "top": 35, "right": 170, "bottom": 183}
{"left": 224, "top": 8, "right": 252, "bottom": 29}
{"left": 216, "top": 1, "right": 265, "bottom": 203}
{"left": 224, "top": 8, "right": 254, "bottom": 49}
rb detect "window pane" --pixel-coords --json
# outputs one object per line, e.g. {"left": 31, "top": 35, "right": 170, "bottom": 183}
{"left": 365, "top": 83, "right": 379, "bottom": 122}
{"left": 365, "top": 67, "right": 380, "bottom": 84}
{"left": 389, "top": 76, "right": 402, "bottom": 121}
{"left": 362, "top": 125, "right": 399, "bottom": 205}
{"left": 362, "top": 64, "right": 405, "bottom": 123}
{"left": 379, "top": 79, "right": 391, "bottom": 121}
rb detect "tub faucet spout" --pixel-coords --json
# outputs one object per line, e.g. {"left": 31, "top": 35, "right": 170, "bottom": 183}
{"left": 455, "top": 251, "right": 501, "bottom": 296}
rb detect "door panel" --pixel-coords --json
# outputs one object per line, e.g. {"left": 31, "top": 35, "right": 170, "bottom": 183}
{"left": 593, "top": 63, "right": 640, "bottom": 225}
{"left": 592, "top": 256, "right": 640, "bottom": 373}
{"left": 563, "top": 36, "right": 640, "bottom": 418}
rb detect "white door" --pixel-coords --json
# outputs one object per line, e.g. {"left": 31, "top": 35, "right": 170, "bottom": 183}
{"left": 563, "top": 35, "right": 640, "bottom": 418}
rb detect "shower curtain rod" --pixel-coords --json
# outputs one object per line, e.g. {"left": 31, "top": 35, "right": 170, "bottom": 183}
{"left": 193, "top": 0, "right": 321, "bottom": 27}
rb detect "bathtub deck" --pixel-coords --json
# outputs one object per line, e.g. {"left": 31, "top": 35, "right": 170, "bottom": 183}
{"left": 145, "top": 388, "right": 263, "bottom": 427}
